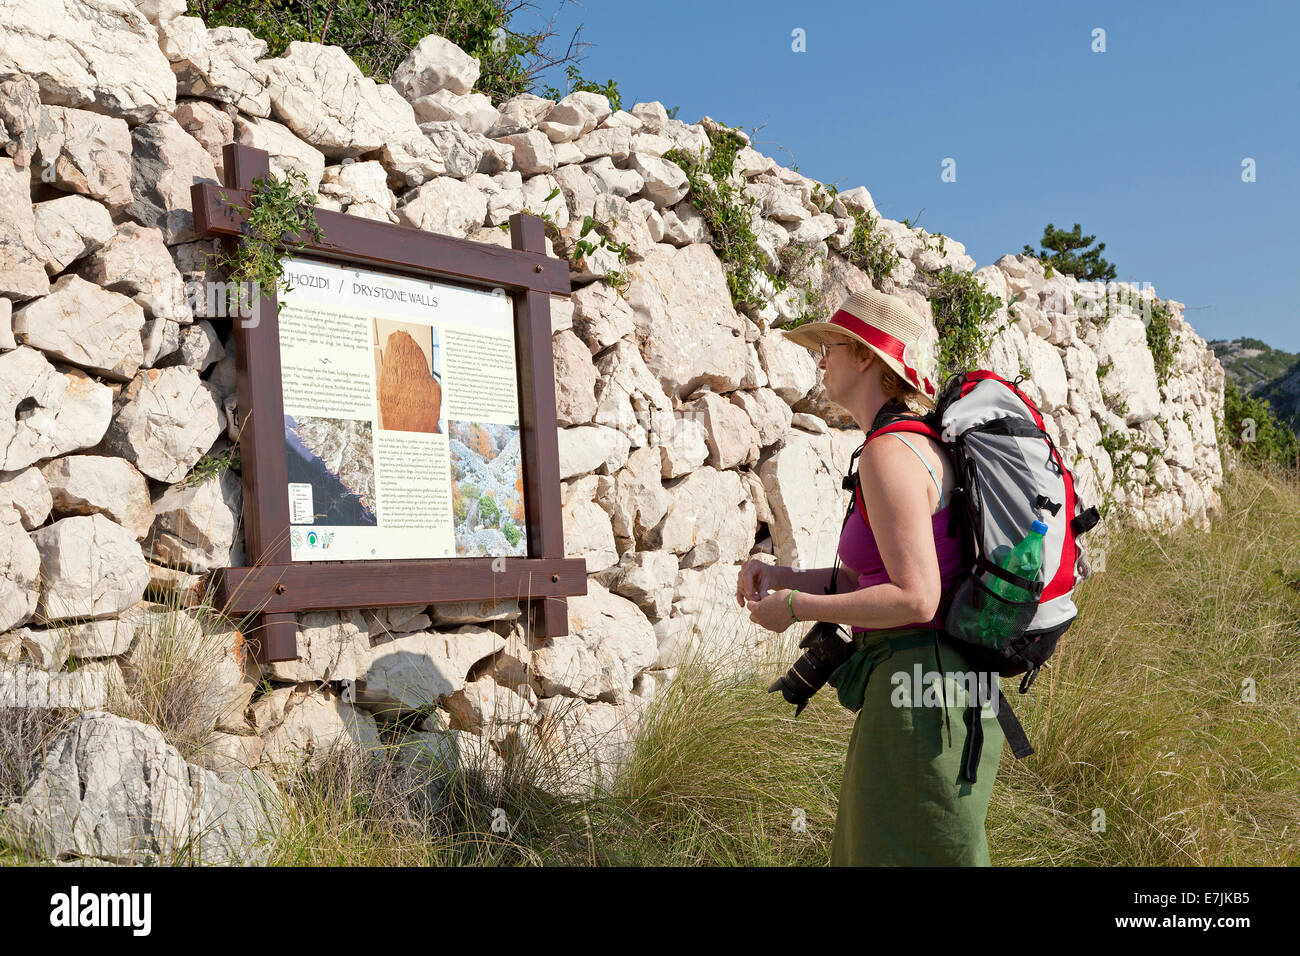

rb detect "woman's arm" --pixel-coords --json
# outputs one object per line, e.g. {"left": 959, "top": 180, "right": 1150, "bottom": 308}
{"left": 790, "top": 437, "right": 941, "bottom": 628}
{"left": 775, "top": 565, "right": 853, "bottom": 593}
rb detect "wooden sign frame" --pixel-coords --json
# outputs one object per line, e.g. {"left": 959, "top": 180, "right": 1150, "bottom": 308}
{"left": 191, "top": 144, "right": 585, "bottom": 663}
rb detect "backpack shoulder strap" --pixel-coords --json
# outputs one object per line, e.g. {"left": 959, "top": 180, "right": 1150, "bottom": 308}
{"left": 850, "top": 418, "right": 946, "bottom": 528}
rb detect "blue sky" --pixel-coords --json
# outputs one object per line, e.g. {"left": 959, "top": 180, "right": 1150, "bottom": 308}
{"left": 529, "top": 0, "right": 1299, "bottom": 350}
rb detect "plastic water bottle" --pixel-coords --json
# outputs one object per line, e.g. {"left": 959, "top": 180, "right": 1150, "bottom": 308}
{"left": 977, "top": 519, "right": 1047, "bottom": 644}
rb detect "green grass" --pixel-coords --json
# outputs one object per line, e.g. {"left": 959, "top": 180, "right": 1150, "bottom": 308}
{"left": 5, "top": 463, "right": 1297, "bottom": 866}
{"left": 254, "top": 460, "right": 1300, "bottom": 866}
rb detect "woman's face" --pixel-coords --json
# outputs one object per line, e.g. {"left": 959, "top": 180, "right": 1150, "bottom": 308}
{"left": 817, "top": 336, "right": 861, "bottom": 400}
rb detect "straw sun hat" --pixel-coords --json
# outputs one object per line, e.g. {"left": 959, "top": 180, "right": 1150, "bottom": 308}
{"left": 781, "top": 287, "right": 940, "bottom": 410}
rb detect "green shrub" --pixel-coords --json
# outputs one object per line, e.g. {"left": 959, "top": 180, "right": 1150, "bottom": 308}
{"left": 478, "top": 493, "right": 500, "bottom": 527}
{"left": 843, "top": 206, "right": 900, "bottom": 286}
{"left": 924, "top": 266, "right": 1008, "bottom": 382}
{"left": 663, "top": 123, "right": 777, "bottom": 315}
{"left": 188, "top": 0, "right": 590, "bottom": 98}
{"left": 1219, "top": 379, "right": 1300, "bottom": 473}
{"left": 1145, "top": 301, "right": 1178, "bottom": 388}
{"left": 501, "top": 521, "right": 522, "bottom": 547}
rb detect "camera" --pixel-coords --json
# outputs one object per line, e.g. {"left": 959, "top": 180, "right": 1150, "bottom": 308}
{"left": 767, "top": 618, "right": 857, "bottom": 716}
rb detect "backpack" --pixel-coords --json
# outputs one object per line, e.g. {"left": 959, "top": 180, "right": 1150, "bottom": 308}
{"left": 847, "top": 372, "right": 1101, "bottom": 781}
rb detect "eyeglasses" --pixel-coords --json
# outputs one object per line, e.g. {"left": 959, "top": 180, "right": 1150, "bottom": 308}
{"left": 819, "top": 341, "right": 852, "bottom": 359}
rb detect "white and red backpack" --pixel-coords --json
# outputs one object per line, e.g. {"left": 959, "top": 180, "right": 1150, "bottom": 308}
{"left": 849, "top": 371, "right": 1101, "bottom": 778}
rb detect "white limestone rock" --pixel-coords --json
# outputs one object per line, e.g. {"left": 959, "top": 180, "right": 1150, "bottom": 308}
{"left": 552, "top": 329, "right": 598, "bottom": 425}
{"left": 77, "top": 222, "right": 193, "bottom": 325}
{"left": 557, "top": 424, "right": 631, "bottom": 479}
{"left": 561, "top": 474, "right": 618, "bottom": 573}
{"left": 0, "top": 348, "right": 114, "bottom": 471}
{"left": 99, "top": 366, "right": 225, "bottom": 483}
{"left": 0, "top": 712, "right": 281, "bottom": 865}
{"left": 757, "top": 429, "right": 850, "bottom": 572}
{"left": 158, "top": 18, "right": 272, "bottom": 117}
{"left": 592, "top": 339, "right": 674, "bottom": 449}
{"left": 0, "top": 466, "right": 52, "bottom": 530}
{"left": 0, "top": 0, "right": 176, "bottom": 124}
{"left": 391, "top": 34, "right": 481, "bottom": 100}
{"left": 687, "top": 390, "right": 760, "bottom": 470}
{"left": 356, "top": 626, "right": 505, "bottom": 718}
{"left": 32, "top": 513, "right": 149, "bottom": 620}
{"left": 580, "top": 155, "right": 644, "bottom": 198}
{"left": 624, "top": 243, "right": 748, "bottom": 399}
{"left": 606, "top": 445, "right": 670, "bottom": 548}
{"left": 12, "top": 275, "right": 145, "bottom": 381}
{"left": 147, "top": 467, "right": 242, "bottom": 570}
{"left": 253, "top": 683, "right": 382, "bottom": 772}
{"left": 31, "top": 194, "right": 115, "bottom": 274}
{"left": 0, "top": 158, "right": 49, "bottom": 300}
{"left": 654, "top": 465, "right": 756, "bottom": 568}
{"left": 0, "top": 518, "right": 40, "bottom": 631}
{"left": 396, "top": 176, "right": 488, "bottom": 238}
{"left": 31, "top": 106, "right": 135, "bottom": 209}
{"left": 532, "top": 579, "right": 656, "bottom": 703}
{"left": 232, "top": 114, "right": 326, "bottom": 194}
{"left": 491, "top": 130, "right": 555, "bottom": 175}
{"left": 628, "top": 151, "right": 689, "bottom": 207}
{"left": 316, "top": 160, "right": 396, "bottom": 223}
{"left": 409, "top": 89, "right": 499, "bottom": 134}
{"left": 125, "top": 115, "right": 220, "bottom": 245}
{"left": 39, "top": 454, "right": 153, "bottom": 540}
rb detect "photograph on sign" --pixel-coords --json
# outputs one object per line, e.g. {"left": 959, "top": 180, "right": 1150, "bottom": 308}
{"left": 277, "top": 257, "right": 527, "bottom": 562}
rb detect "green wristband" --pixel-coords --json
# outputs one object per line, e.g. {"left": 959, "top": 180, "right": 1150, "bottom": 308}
{"left": 788, "top": 589, "right": 800, "bottom": 621}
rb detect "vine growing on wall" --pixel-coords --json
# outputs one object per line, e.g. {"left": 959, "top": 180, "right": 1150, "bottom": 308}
{"left": 214, "top": 169, "right": 325, "bottom": 317}
{"left": 662, "top": 122, "right": 776, "bottom": 315}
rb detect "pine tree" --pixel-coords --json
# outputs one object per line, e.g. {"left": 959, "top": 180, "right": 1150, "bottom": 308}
{"left": 1023, "top": 223, "right": 1117, "bottom": 281}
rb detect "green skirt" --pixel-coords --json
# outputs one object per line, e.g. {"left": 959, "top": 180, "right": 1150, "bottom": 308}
{"left": 828, "top": 627, "right": 1005, "bottom": 866}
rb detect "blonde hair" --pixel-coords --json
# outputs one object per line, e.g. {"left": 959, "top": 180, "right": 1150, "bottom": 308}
{"left": 846, "top": 339, "right": 927, "bottom": 410}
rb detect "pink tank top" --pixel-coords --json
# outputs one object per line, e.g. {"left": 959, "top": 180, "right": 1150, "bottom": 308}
{"left": 837, "top": 447, "right": 967, "bottom": 635}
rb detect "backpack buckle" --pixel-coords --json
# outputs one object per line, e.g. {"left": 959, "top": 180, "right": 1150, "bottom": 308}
{"left": 1019, "top": 665, "right": 1042, "bottom": 693}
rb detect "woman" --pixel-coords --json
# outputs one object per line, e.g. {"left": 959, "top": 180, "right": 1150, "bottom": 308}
{"left": 735, "top": 287, "right": 1004, "bottom": 866}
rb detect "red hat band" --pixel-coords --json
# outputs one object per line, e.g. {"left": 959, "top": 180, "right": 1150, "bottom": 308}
{"left": 828, "top": 309, "right": 935, "bottom": 396}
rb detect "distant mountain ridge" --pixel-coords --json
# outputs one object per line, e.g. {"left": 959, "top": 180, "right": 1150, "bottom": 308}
{"left": 1210, "top": 337, "right": 1300, "bottom": 431}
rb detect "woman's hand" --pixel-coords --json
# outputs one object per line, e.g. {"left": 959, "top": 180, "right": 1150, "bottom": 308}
{"left": 736, "top": 558, "right": 785, "bottom": 606}
{"left": 745, "top": 588, "right": 798, "bottom": 633}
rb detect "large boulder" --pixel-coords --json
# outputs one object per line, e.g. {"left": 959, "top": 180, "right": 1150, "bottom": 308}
{"left": 99, "top": 366, "right": 225, "bottom": 483}
{"left": 31, "top": 105, "right": 135, "bottom": 210}
{"left": 157, "top": 18, "right": 272, "bottom": 117}
{"left": 0, "top": 347, "right": 114, "bottom": 471}
{"left": 355, "top": 625, "right": 505, "bottom": 717}
{"left": 0, "top": 0, "right": 177, "bottom": 124}
{"left": 31, "top": 514, "right": 149, "bottom": 620}
{"left": 125, "top": 115, "right": 220, "bottom": 245}
{"left": 12, "top": 275, "right": 145, "bottom": 381}
{"left": 39, "top": 454, "right": 154, "bottom": 540}
{"left": 31, "top": 194, "right": 115, "bottom": 274}
{"left": 252, "top": 683, "right": 382, "bottom": 772}
{"left": 390, "top": 34, "right": 480, "bottom": 100}
{"left": 624, "top": 244, "right": 749, "bottom": 398}
{"left": 0, "top": 158, "right": 49, "bottom": 300}
{"left": 77, "top": 222, "right": 194, "bottom": 325}
{"left": 532, "top": 579, "right": 656, "bottom": 703}
{"left": 0, "top": 712, "right": 281, "bottom": 865}
{"left": 654, "top": 465, "right": 757, "bottom": 568}
{"left": 757, "top": 429, "right": 852, "bottom": 572}
{"left": 232, "top": 114, "right": 327, "bottom": 194}
{"left": 147, "top": 468, "right": 242, "bottom": 570}
{"left": 261, "top": 42, "right": 445, "bottom": 185}
{"left": 0, "top": 518, "right": 41, "bottom": 631}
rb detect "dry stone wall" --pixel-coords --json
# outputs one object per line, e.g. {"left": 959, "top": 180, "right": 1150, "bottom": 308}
{"left": 0, "top": 2, "right": 1226, "bottom": 812}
